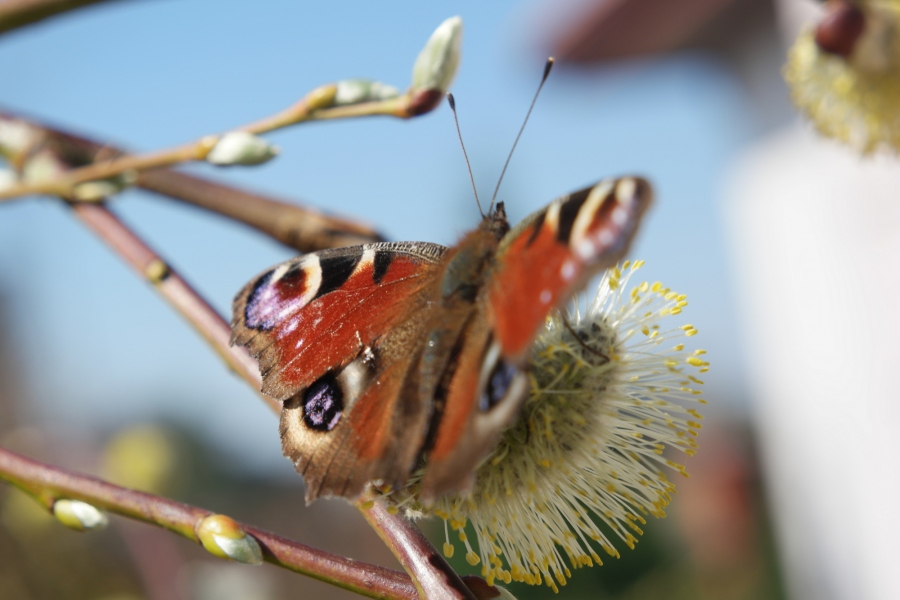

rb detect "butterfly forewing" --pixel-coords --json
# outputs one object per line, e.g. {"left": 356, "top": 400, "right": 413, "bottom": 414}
{"left": 488, "top": 177, "right": 652, "bottom": 359}
{"left": 232, "top": 242, "right": 446, "bottom": 501}
{"left": 232, "top": 243, "right": 445, "bottom": 398}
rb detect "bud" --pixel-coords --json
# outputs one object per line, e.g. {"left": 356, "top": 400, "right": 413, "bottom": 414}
{"left": 196, "top": 514, "right": 263, "bottom": 565}
{"left": 411, "top": 16, "right": 462, "bottom": 93}
{"left": 20, "top": 151, "right": 65, "bottom": 184}
{"left": 0, "top": 119, "right": 38, "bottom": 158}
{"left": 334, "top": 79, "right": 401, "bottom": 106}
{"left": 71, "top": 179, "right": 123, "bottom": 202}
{"left": 206, "top": 132, "right": 279, "bottom": 166}
{"left": 0, "top": 168, "right": 17, "bottom": 191}
{"left": 52, "top": 499, "right": 109, "bottom": 531}
{"left": 305, "top": 84, "right": 338, "bottom": 111}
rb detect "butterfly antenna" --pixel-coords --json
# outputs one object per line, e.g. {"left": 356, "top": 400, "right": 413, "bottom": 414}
{"left": 447, "top": 93, "right": 484, "bottom": 217}
{"left": 489, "top": 57, "right": 555, "bottom": 214}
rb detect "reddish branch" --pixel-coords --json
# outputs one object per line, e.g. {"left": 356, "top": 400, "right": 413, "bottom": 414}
{"left": 138, "top": 169, "right": 384, "bottom": 253}
{"left": 0, "top": 446, "right": 418, "bottom": 600}
{"left": 363, "top": 503, "right": 478, "bottom": 600}
{"left": 68, "top": 201, "right": 277, "bottom": 411}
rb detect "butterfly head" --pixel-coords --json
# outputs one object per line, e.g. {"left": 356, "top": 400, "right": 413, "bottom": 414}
{"left": 483, "top": 201, "right": 510, "bottom": 240}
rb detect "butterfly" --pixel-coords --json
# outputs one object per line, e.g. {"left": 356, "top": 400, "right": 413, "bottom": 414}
{"left": 231, "top": 177, "right": 652, "bottom": 504}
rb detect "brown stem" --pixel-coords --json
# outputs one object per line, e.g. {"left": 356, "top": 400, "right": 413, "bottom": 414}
{"left": 67, "top": 201, "right": 275, "bottom": 411}
{"left": 0, "top": 0, "right": 124, "bottom": 35}
{"left": 137, "top": 169, "right": 384, "bottom": 252}
{"left": 0, "top": 446, "right": 417, "bottom": 600}
{"left": 362, "top": 502, "right": 477, "bottom": 600}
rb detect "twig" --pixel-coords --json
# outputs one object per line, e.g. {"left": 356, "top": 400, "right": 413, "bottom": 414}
{"left": 0, "top": 446, "right": 418, "bottom": 600}
{"left": 361, "top": 501, "right": 478, "bottom": 600}
{"left": 138, "top": 169, "right": 384, "bottom": 252}
{"left": 67, "top": 201, "right": 275, "bottom": 411}
{"left": 0, "top": 109, "right": 385, "bottom": 251}
{"left": 0, "top": 87, "right": 442, "bottom": 202}
{"left": 0, "top": 0, "right": 124, "bottom": 35}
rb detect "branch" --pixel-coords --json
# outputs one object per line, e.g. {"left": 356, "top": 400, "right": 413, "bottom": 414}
{"left": 361, "top": 501, "right": 478, "bottom": 600}
{"left": 0, "top": 109, "right": 385, "bottom": 251}
{"left": 0, "top": 86, "right": 443, "bottom": 202}
{"left": 0, "top": 446, "right": 418, "bottom": 600}
{"left": 0, "top": 0, "right": 125, "bottom": 35}
{"left": 68, "top": 200, "right": 275, "bottom": 410}
{"left": 138, "top": 169, "right": 384, "bottom": 253}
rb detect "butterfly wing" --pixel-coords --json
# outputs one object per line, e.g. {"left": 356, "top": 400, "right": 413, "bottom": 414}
{"left": 489, "top": 177, "right": 653, "bottom": 359}
{"left": 419, "top": 177, "right": 652, "bottom": 500}
{"left": 232, "top": 242, "right": 446, "bottom": 502}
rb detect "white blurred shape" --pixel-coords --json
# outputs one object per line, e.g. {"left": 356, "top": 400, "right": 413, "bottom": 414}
{"left": 726, "top": 121, "right": 900, "bottom": 600}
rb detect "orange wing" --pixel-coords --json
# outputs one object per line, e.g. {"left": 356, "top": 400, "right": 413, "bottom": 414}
{"left": 488, "top": 177, "right": 653, "bottom": 360}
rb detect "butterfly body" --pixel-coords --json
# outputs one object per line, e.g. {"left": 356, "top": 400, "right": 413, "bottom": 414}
{"left": 232, "top": 177, "right": 652, "bottom": 503}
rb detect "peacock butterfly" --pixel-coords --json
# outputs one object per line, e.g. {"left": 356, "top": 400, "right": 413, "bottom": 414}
{"left": 231, "top": 177, "right": 652, "bottom": 504}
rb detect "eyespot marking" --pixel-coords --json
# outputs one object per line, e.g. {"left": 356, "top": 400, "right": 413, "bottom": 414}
{"left": 480, "top": 359, "right": 519, "bottom": 412}
{"left": 302, "top": 374, "right": 344, "bottom": 432}
{"left": 244, "top": 256, "right": 322, "bottom": 330}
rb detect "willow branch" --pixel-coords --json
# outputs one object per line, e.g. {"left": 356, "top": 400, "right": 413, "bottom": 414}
{"left": 138, "top": 170, "right": 384, "bottom": 252}
{"left": 0, "top": 87, "right": 442, "bottom": 202}
{"left": 0, "top": 446, "right": 418, "bottom": 600}
{"left": 67, "top": 201, "right": 276, "bottom": 411}
{"left": 0, "top": 0, "right": 125, "bottom": 35}
{"left": 0, "top": 109, "right": 384, "bottom": 251}
{"left": 361, "top": 501, "right": 477, "bottom": 600}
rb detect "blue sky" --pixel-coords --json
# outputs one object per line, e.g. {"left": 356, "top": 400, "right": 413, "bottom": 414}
{"left": 0, "top": 1, "right": 751, "bottom": 473}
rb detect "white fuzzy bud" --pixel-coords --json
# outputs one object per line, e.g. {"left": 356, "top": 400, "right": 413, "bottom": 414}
{"left": 411, "top": 16, "right": 462, "bottom": 93}
{"left": 196, "top": 514, "right": 263, "bottom": 565}
{"left": 334, "top": 79, "right": 401, "bottom": 106}
{"left": 206, "top": 132, "right": 279, "bottom": 166}
{"left": 52, "top": 499, "right": 109, "bottom": 531}
{"left": 0, "top": 120, "right": 38, "bottom": 155}
{"left": 72, "top": 180, "right": 121, "bottom": 202}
